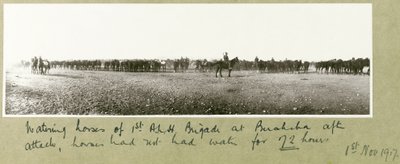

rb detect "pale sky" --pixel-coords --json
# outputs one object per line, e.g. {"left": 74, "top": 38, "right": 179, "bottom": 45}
{"left": 4, "top": 4, "right": 372, "bottom": 66}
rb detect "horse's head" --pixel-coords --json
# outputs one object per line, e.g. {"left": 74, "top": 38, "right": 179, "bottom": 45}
{"left": 231, "top": 57, "right": 239, "bottom": 65}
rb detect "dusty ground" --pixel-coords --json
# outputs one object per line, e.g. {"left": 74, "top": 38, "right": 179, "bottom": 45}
{"left": 5, "top": 68, "right": 370, "bottom": 115}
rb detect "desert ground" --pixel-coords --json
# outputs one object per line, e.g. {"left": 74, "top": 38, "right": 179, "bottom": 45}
{"left": 4, "top": 68, "right": 370, "bottom": 115}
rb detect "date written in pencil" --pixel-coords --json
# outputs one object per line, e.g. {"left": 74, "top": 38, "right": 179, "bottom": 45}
{"left": 345, "top": 141, "right": 399, "bottom": 162}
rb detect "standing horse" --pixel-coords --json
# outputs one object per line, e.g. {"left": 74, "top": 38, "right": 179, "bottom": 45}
{"left": 38, "top": 57, "right": 44, "bottom": 74}
{"left": 37, "top": 58, "right": 51, "bottom": 75}
{"left": 178, "top": 57, "right": 189, "bottom": 72}
{"left": 173, "top": 59, "right": 180, "bottom": 72}
{"left": 43, "top": 60, "right": 51, "bottom": 74}
{"left": 160, "top": 60, "right": 166, "bottom": 72}
{"left": 214, "top": 57, "right": 239, "bottom": 77}
{"left": 31, "top": 57, "right": 38, "bottom": 74}
{"left": 302, "top": 61, "right": 310, "bottom": 73}
{"left": 194, "top": 60, "right": 203, "bottom": 72}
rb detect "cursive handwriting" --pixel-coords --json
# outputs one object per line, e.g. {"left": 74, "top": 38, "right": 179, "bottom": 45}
{"left": 185, "top": 121, "right": 220, "bottom": 139}
{"left": 254, "top": 120, "right": 311, "bottom": 133}
{"left": 75, "top": 119, "right": 105, "bottom": 133}
{"left": 26, "top": 121, "right": 66, "bottom": 139}
{"left": 345, "top": 141, "right": 399, "bottom": 162}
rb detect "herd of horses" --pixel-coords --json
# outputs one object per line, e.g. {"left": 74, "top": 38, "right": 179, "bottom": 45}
{"left": 254, "top": 59, "right": 310, "bottom": 73}
{"left": 26, "top": 55, "right": 370, "bottom": 77}
{"left": 44, "top": 57, "right": 242, "bottom": 77}
{"left": 315, "top": 58, "right": 370, "bottom": 74}
{"left": 29, "top": 57, "right": 51, "bottom": 75}
{"left": 253, "top": 57, "right": 370, "bottom": 75}
{"left": 49, "top": 58, "right": 190, "bottom": 73}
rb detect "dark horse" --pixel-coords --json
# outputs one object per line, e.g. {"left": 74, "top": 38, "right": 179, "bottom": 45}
{"left": 31, "top": 57, "right": 38, "bottom": 74}
{"left": 214, "top": 57, "right": 239, "bottom": 77}
{"left": 38, "top": 59, "right": 51, "bottom": 74}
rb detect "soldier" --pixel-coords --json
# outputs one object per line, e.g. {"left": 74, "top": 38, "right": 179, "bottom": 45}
{"left": 223, "top": 52, "right": 229, "bottom": 62}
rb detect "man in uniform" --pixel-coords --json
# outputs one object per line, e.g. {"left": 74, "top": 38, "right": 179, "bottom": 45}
{"left": 223, "top": 52, "right": 229, "bottom": 62}
{"left": 223, "top": 52, "right": 231, "bottom": 69}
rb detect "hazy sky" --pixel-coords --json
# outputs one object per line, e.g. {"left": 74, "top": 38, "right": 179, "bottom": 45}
{"left": 4, "top": 4, "right": 371, "bottom": 65}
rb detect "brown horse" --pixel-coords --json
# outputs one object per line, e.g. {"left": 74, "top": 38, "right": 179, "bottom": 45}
{"left": 31, "top": 57, "right": 38, "bottom": 74}
{"left": 38, "top": 59, "right": 51, "bottom": 74}
{"left": 214, "top": 57, "right": 239, "bottom": 77}
{"left": 43, "top": 60, "right": 51, "bottom": 74}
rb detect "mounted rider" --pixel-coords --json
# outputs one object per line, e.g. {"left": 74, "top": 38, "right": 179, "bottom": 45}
{"left": 223, "top": 52, "right": 231, "bottom": 69}
{"left": 223, "top": 52, "right": 229, "bottom": 62}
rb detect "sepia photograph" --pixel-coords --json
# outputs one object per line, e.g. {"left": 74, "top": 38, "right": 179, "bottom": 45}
{"left": 3, "top": 4, "right": 371, "bottom": 116}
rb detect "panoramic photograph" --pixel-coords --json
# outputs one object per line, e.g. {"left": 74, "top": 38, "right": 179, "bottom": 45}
{"left": 3, "top": 4, "right": 371, "bottom": 115}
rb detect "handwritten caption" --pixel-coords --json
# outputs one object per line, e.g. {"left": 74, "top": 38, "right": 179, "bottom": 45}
{"left": 22, "top": 119, "right": 397, "bottom": 162}
{"left": 345, "top": 141, "right": 399, "bottom": 162}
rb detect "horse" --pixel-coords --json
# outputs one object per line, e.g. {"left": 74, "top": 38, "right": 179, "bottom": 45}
{"left": 160, "top": 60, "right": 166, "bottom": 72}
{"left": 256, "top": 60, "right": 267, "bottom": 73}
{"left": 302, "top": 61, "right": 310, "bottom": 73}
{"left": 194, "top": 60, "right": 202, "bottom": 72}
{"left": 194, "top": 59, "right": 209, "bottom": 72}
{"left": 202, "top": 60, "right": 211, "bottom": 72}
{"left": 179, "top": 57, "right": 189, "bottom": 72}
{"left": 173, "top": 59, "right": 181, "bottom": 72}
{"left": 31, "top": 58, "right": 38, "bottom": 74}
{"left": 150, "top": 60, "right": 161, "bottom": 72}
{"left": 194, "top": 60, "right": 207, "bottom": 72}
{"left": 214, "top": 57, "right": 239, "bottom": 77}
{"left": 43, "top": 60, "right": 51, "bottom": 74}
{"left": 37, "top": 58, "right": 44, "bottom": 74}
{"left": 37, "top": 59, "right": 50, "bottom": 75}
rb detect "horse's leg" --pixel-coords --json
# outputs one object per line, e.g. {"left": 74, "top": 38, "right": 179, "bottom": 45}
{"left": 215, "top": 68, "right": 218, "bottom": 77}
{"left": 228, "top": 69, "right": 231, "bottom": 77}
{"left": 219, "top": 68, "right": 222, "bottom": 77}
